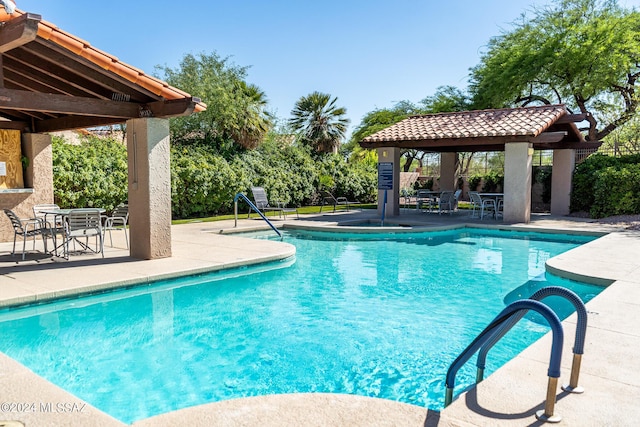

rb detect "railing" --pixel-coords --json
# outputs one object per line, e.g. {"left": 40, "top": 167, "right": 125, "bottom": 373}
{"left": 444, "top": 299, "right": 564, "bottom": 423}
{"left": 476, "top": 286, "right": 588, "bottom": 394}
{"left": 233, "top": 193, "right": 282, "bottom": 240}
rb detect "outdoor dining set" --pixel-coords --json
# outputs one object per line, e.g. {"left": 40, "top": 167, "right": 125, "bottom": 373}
{"left": 404, "top": 189, "right": 504, "bottom": 219}
{"left": 3, "top": 203, "right": 129, "bottom": 261}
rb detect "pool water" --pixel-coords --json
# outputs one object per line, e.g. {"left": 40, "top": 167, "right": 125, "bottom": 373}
{"left": 0, "top": 228, "right": 602, "bottom": 423}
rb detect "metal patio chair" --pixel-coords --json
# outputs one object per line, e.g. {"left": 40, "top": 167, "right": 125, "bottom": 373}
{"left": 250, "top": 187, "right": 298, "bottom": 219}
{"left": 64, "top": 208, "right": 104, "bottom": 259}
{"left": 3, "top": 208, "right": 51, "bottom": 260}
{"left": 438, "top": 191, "right": 455, "bottom": 215}
{"left": 103, "top": 203, "right": 129, "bottom": 249}
{"left": 469, "top": 191, "right": 497, "bottom": 219}
{"left": 33, "top": 203, "right": 65, "bottom": 254}
{"left": 319, "top": 190, "right": 358, "bottom": 213}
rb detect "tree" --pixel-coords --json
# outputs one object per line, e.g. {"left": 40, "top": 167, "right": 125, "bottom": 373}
{"left": 347, "top": 101, "right": 423, "bottom": 170}
{"left": 156, "top": 52, "right": 272, "bottom": 155}
{"left": 419, "top": 85, "right": 472, "bottom": 113}
{"left": 289, "top": 91, "right": 349, "bottom": 154}
{"left": 349, "top": 100, "right": 422, "bottom": 145}
{"left": 350, "top": 87, "right": 474, "bottom": 173}
{"left": 470, "top": 0, "right": 640, "bottom": 141}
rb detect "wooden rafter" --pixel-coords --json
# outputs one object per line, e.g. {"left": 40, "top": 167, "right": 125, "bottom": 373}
{"left": 5, "top": 46, "right": 114, "bottom": 99}
{"left": 28, "top": 39, "right": 156, "bottom": 102}
{"left": 0, "top": 13, "right": 40, "bottom": 53}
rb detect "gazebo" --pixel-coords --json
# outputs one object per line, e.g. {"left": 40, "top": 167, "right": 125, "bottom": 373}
{"left": 0, "top": 7, "right": 206, "bottom": 259}
{"left": 360, "top": 104, "right": 601, "bottom": 223}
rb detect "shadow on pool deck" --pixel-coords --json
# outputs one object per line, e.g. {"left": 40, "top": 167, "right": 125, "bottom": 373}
{"left": 1, "top": 209, "right": 639, "bottom": 426}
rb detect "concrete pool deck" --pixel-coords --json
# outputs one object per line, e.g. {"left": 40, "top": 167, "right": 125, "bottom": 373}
{"left": 0, "top": 209, "right": 639, "bottom": 426}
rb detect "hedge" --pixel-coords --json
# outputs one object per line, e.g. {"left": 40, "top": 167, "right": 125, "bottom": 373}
{"left": 53, "top": 136, "right": 377, "bottom": 219}
{"left": 52, "top": 136, "right": 128, "bottom": 212}
{"left": 571, "top": 153, "right": 640, "bottom": 218}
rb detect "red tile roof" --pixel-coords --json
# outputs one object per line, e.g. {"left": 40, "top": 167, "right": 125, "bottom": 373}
{"left": 2, "top": 7, "right": 206, "bottom": 113}
{"left": 362, "top": 105, "right": 568, "bottom": 143}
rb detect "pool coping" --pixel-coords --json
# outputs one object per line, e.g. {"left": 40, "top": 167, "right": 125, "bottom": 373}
{"left": 1, "top": 211, "right": 639, "bottom": 426}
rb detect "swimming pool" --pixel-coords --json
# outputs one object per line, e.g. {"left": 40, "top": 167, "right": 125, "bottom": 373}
{"left": 0, "top": 228, "right": 602, "bottom": 423}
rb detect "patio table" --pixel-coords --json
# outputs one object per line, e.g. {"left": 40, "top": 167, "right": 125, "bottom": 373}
{"left": 477, "top": 193, "right": 504, "bottom": 218}
{"left": 40, "top": 208, "right": 105, "bottom": 257}
{"left": 416, "top": 190, "right": 441, "bottom": 213}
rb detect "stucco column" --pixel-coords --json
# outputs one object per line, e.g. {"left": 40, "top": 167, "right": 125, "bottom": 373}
{"left": 550, "top": 149, "right": 575, "bottom": 216}
{"left": 439, "top": 152, "right": 456, "bottom": 191}
{"left": 377, "top": 147, "right": 400, "bottom": 217}
{"left": 126, "top": 118, "right": 172, "bottom": 260}
{"left": 503, "top": 142, "right": 533, "bottom": 223}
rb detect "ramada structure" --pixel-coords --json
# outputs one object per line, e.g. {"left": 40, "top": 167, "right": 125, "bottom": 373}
{"left": 0, "top": 7, "right": 206, "bottom": 258}
{"left": 360, "top": 104, "right": 602, "bottom": 223}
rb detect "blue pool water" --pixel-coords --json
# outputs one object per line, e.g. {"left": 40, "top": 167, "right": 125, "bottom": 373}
{"left": 0, "top": 228, "right": 602, "bottom": 423}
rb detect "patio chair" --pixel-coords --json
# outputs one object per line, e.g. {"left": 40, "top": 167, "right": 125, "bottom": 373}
{"left": 453, "top": 189, "right": 462, "bottom": 211}
{"left": 64, "top": 208, "right": 104, "bottom": 259}
{"left": 469, "top": 191, "right": 496, "bottom": 220}
{"left": 3, "top": 209, "right": 51, "bottom": 260}
{"left": 33, "top": 203, "right": 65, "bottom": 253}
{"left": 319, "top": 190, "right": 358, "bottom": 213}
{"left": 496, "top": 198, "right": 504, "bottom": 219}
{"left": 103, "top": 203, "right": 129, "bottom": 248}
{"left": 250, "top": 187, "right": 298, "bottom": 219}
{"left": 437, "top": 191, "right": 455, "bottom": 215}
{"left": 416, "top": 190, "right": 436, "bottom": 213}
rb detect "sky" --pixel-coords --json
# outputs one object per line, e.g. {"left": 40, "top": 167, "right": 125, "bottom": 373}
{"left": 14, "top": 0, "right": 640, "bottom": 136}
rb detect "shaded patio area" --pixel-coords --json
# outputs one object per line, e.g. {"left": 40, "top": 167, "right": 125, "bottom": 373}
{"left": 360, "top": 104, "right": 602, "bottom": 223}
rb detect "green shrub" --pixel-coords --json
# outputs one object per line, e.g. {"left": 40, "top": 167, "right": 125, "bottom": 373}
{"left": 414, "top": 179, "right": 434, "bottom": 190}
{"left": 54, "top": 136, "right": 377, "bottom": 220}
{"left": 52, "top": 136, "right": 128, "bottom": 212}
{"left": 481, "top": 172, "right": 503, "bottom": 192}
{"left": 571, "top": 153, "right": 640, "bottom": 215}
{"left": 171, "top": 145, "right": 245, "bottom": 218}
{"left": 236, "top": 142, "right": 319, "bottom": 207}
{"left": 468, "top": 175, "right": 482, "bottom": 191}
{"left": 590, "top": 165, "right": 640, "bottom": 218}
{"left": 533, "top": 166, "right": 552, "bottom": 204}
{"left": 317, "top": 154, "right": 377, "bottom": 203}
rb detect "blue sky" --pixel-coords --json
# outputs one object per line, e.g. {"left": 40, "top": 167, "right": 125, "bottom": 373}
{"left": 15, "top": 0, "right": 640, "bottom": 136}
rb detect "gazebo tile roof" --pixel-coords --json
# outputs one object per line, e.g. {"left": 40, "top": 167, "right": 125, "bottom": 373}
{"left": 3, "top": 7, "right": 206, "bottom": 113}
{"left": 363, "top": 104, "right": 567, "bottom": 143}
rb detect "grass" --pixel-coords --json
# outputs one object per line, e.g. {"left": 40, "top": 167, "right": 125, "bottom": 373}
{"left": 172, "top": 204, "right": 377, "bottom": 224}
{"left": 172, "top": 201, "right": 473, "bottom": 225}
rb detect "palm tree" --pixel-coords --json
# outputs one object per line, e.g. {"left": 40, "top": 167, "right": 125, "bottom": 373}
{"left": 289, "top": 91, "right": 349, "bottom": 154}
{"left": 229, "top": 81, "right": 273, "bottom": 149}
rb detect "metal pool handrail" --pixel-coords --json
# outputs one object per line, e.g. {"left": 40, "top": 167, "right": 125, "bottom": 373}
{"left": 476, "top": 286, "right": 588, "bottom": 394}
{"left": 233, "top": 193, "right": 282, "bottom": 240}
{"left": 444, "top": 299, "right": 564, "bottom": 423}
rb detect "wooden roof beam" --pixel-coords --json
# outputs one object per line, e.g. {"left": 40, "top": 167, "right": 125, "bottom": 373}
{"left": 33, "top": 115, "right": 128, "bottom": 133}
{"left": 146, "top": 97, "right": 200, "bottom": 118}
{"left": 555, "top": 113, "right": 589, "bottom": 124}
{"left": 533, "top": 141, "right": 603, "bottom": 150}
{"left": 0, "top": 87, "right": 140, "bottom": 118}
{"left": 0, "top": 13, "right": 41, "bottom": 53}
{"left": 530, "top": 131, "right": 568, "bottom": 144}
{"left": 32, "top": 99, "right": 202, "bottom": 132}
